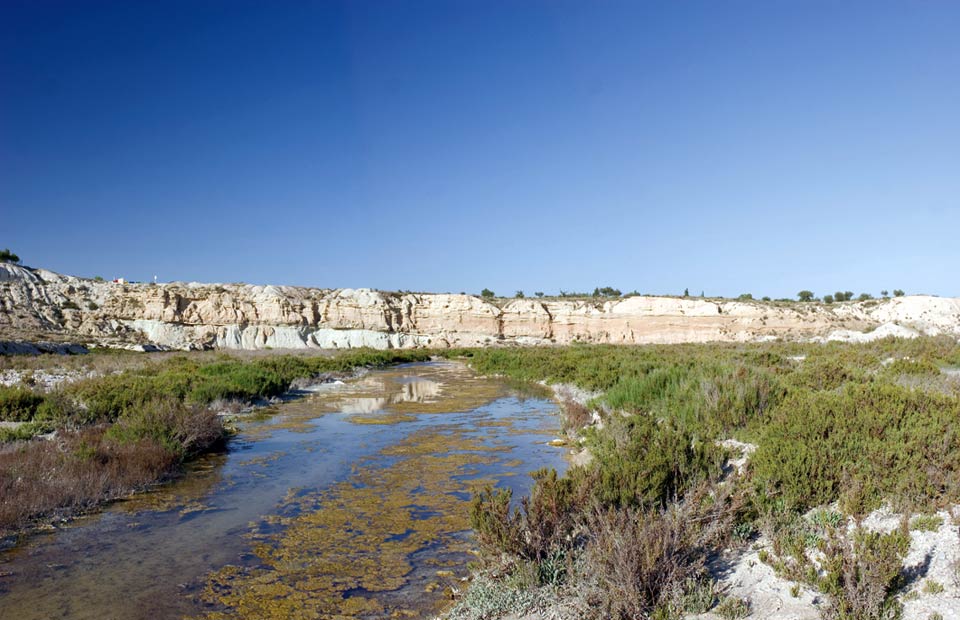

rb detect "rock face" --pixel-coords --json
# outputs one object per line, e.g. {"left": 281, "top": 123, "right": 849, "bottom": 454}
{"left": 1, "top": 263, "right": 958, "bottom": 350}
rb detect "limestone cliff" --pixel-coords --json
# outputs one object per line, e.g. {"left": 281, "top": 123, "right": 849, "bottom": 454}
{"left": 1, "top": 263, "right": 958, "bottom": 351}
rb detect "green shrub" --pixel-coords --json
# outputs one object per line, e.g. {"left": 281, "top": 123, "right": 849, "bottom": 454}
{"left": 819, "top": 528, "right": 908, "bottom": 620}
{"left": 188, "top": 361, "right": 286, "bottom": 403}
{"left": 33, "top": 391, "right": 79, "bottom": 425}
{"left": 910, "top": 514, "right": 944, "bottom": 532}
{"left": 470, "top": 485, "right": 520, "bottom": 557}
{"left": 68, "top": 374, "right": 170, "bottom": 422}
{"left": 470, "top": 468, "right": 584, "bottom": 562}
{"left": 0, "top": 386, "right": 45, "bottom": 422}
{"left": 587, "top": 414, "right": 723, "bottom": 509}
{"left": 715, "top": 596, "right": 751, "bottom": 620}
{"left": 883, "top": 358, "right": 942, "bottom": 378}
{"left": 809, "top": 509, "right": 845, "bottom": 529}
{"left": 603, "top": 362, "right": 784, "bottom": 436}
{"left": 105, "top": 397, "right": 225, "bottom": 459}
{"left": 787, "top": 358, "right": 866, "bottom": 392}
{"left": 752, "top": 383, "right": 960, "bottom": 513}
{"left": 679, "top": 577, "right": 717, "bottom": 613}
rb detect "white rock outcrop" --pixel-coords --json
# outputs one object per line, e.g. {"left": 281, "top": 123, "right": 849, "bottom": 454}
{"left": 1, "top": 263, "right": 958, "bottom": 351}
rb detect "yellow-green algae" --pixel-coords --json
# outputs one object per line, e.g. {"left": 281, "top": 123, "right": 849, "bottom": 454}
{"left": 197, "top": 421, "right": 524, "bottom": 619}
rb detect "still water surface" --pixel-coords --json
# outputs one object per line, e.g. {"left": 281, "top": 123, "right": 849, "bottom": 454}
{"left": 0, "top": 361, "right": 566, "bottom": 619}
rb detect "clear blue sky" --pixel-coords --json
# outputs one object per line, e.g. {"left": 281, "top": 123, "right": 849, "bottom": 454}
{"left": 2, "top": 1, "right": 958, "bottom": 298}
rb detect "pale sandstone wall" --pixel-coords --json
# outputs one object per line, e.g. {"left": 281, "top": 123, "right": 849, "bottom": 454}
{"left": 1, "top": 263, "right": 957, "bottom": 350}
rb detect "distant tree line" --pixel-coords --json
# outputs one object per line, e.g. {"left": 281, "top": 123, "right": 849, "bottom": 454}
{"left": 798, "top": 289, "right": 906, "bottom": 303}
{"left": 478, "top": 285, "right": 909, "bottom": 303}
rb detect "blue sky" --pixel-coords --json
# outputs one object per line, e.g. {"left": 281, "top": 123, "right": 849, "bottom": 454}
{"left": 2, "top": 1, "right": 958, "bottom": 298}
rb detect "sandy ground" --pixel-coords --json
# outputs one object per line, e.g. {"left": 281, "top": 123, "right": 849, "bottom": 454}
{"left": 695, "top": 544, "right": 823, "bottom": 619}
{"left": 698, "top": 509, "right": 960, "bottom": 619}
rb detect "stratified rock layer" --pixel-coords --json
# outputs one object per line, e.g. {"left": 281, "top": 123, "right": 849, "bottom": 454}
{"left": 2, "top": 263, "right": 958, "bottom": 350}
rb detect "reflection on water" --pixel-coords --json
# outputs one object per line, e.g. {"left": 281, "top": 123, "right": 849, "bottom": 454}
{"left": 335, "top": 378, "right": 441, "bottom": 413}
{"left": 0, "top": 361, "right": 566, "bottom": 620}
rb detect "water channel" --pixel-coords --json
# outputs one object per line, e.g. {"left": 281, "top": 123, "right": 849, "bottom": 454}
{"left": 0, "top": 361, "right": 568, "bottom": 619}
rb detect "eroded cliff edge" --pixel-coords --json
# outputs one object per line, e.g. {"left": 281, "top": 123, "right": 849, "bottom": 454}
{"left": 2, "top": 263, "right": 958, "bottom": 351}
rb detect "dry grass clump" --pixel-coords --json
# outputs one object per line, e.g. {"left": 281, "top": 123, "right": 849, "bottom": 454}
{"left": 581, "top": 483, "right": 739, "bottom": 619}
{"left": 470, "top": 463, "right": 743, "bottom": 618}
{"left": 0, "top": 428, "right": 177, "bottom": 536}
{"left": 0, "top": 398, "right": 225, "bottom": 536}
{"left": 559, "top": 398, "right": 592, "bottom": 433}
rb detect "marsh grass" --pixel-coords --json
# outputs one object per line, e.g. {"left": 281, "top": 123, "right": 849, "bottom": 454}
{"left": 0, "top": 427, "right": 182, "bottom": 536}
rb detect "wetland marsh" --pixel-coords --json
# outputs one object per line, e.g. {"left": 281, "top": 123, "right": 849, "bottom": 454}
{"left": 0, "top": 361, "right": 567, "bottom": 619}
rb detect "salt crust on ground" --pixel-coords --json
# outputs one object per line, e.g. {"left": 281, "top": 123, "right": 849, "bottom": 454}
{"left": 690, "top": 507, "right": 960, "bottom": 620}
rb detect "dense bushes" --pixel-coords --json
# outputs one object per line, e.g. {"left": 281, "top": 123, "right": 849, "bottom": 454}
{"left": 586, "top": 414, "right": 722, "bottom": 508}
{"left": 105, "top": 397, "right": 225, "bottom": 458}
{"left": 0, "top": 386, "right": 46, "bottom": 421}
{"left": 604, "top": 362, "right": 784, "bottom": 436}
{"left": 459, "top": 338, "right": 960, "bottom": 517}
{"left": 752, "top": 383, "right": 960, "bottom": 514}
{"left": 4, "top": 349, "right": 434, "bottom": 447}
{"left": 455, "top": 336, "right": 960, "bottom": 618}
{"left": 786, "top": 357, "right": 865, "bottom": 392}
